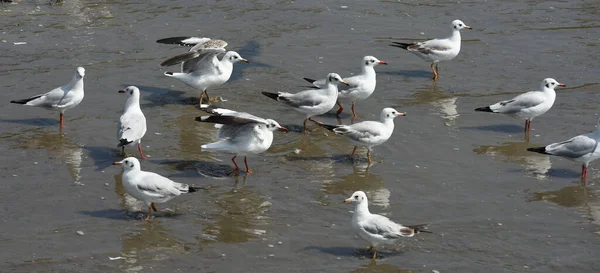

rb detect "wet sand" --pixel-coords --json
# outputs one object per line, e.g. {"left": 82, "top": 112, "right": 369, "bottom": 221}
{"left": 1, "top": 0, "right": 599, "bottom": 272}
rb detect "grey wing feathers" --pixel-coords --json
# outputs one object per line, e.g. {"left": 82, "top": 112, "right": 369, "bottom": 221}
{"left": 361, "top": 216, "right": 405, "bottom": 239}
{"left": 182, "top": 48, "right": 226, "bottom": 74}
{"left": 160, "top": 51, "right": 201, "bottom": 67}
{"left": 546, "top": 135, "right": 597, "bottom": 158}
{"left": 196, "top": 106, "right": 267, "bottom": 125}
{"left": 137, "top": 172, "right": 185, "bottom": 197}
{"left": 280, "top": 90, "right": 325, "bottom": 108}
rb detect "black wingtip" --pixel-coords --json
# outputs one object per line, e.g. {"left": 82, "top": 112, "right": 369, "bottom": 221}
{"left": 527, "top": 147, "right": 549, "bottom": 155}
{"left": 188, "top": 185, "right": 208, "bottom": 193}
{"left": 303, "top": 77, "right": 316, "bottom": 84}
{"left": 117, "top": 139, "right": 133, "bottom": 147}
{"left": 261, "top": 92, "right": 280, "bottom": 101}
{"left": 389, "top": 42, "right": 410, "bottom": 50}
{"left": 156, "top": 36, "right": 190, "bottom": 45}
{"left": 407, "top": 224, "right": 431, "bottom": 234}
{"left": 317, "top": 123, "right": 338, "bottom": 132}
{"left": 475, "top": 106, "right": 493, "bottom": 112}
{"left": 10, "top": 95, "right": 41, "bottom": 104}
{"left": 165, "top": 72, "right": 174, "bottom": 76}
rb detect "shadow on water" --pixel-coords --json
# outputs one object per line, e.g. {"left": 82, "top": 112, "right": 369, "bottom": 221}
{"left": 82, "top": 145, "right": 119, "bottom": 171}
{"left": 121, "top": 84, "right": 193, "bottom": 108}
{"left": 230, "top": 40, "right": 273, "bottom": 82}
{"left": 528, "top": 185, "right": 600, "bottom": 230}
{"left": 379, "top": 70, "right": 432, "bottom": 79}
{"left": 461, "top": 124, "right": 524, "bottom": 134}
{"left": 119, "top": 221, "right": 189, "bottom": 265}
{"left": 158, "top": 159, "right": 237, "bottom": 179}
{"left": 0, "top": 118, "right": 58, "bottom": 126}
{"left": 300, "top": 246, "right": 404, "bottom": 260}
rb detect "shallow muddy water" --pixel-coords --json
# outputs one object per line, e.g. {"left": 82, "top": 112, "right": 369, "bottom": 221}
{"left": 1, "top": 0, "right": 599, "bottom": 272}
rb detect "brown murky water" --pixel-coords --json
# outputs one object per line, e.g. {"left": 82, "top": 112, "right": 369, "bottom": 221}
{"left": 1, "top": 0, "right": 600, "bottom": 272}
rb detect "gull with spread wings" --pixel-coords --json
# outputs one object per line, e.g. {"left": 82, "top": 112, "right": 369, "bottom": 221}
{"left": 196, "top": 105, "right": 287, "bottom": 174}
{"left": 157, "top": 37, "right": 248, "bottom": 104}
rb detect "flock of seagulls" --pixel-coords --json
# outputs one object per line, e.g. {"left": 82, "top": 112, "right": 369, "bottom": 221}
{"left": 7, "top": 18, "right": 596, "bottom": 260}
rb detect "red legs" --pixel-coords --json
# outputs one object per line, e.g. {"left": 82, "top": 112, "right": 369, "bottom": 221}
{"left": 244, "top": 156, "right": 252, "bottom": 174}
{"left": 137, "top": 143, "right": 147, "bottom": 159}
{"left": 524, "top": 119, "right": 531, "bottom": 141}
{"left": 151, "top": 203, "right": 158, "bottom": 212}
{"left": 231, "top": 155, "right": 240, "bottom": 174}
{"left": 144, "top": 204, "right": 152, "bottom": 220}
{"left": 308, "top": 117, "right": 323, "bottom": 125}
{"left": 370, "top": 247, "right": 377, "bottom": 260}
{"left": 367, "top": 150, "right": 372, "bottom": 164}
{"left": 350, "top": 146, "right": 358, "bottom": 158}
{"left": 336, "top": 100, "right": 344, "bottom": 116}
{"left": 351, "top": 102, "right": 358, "bottom": 118}
{"left": 431, "top": 63, "right": 439, "bottom": 80}
{"left": 120, "top": 146, "right": 125, "bottom": 156}
{"left": 582, "top": 164, "right": 588, "bottom": 184}
{"left": 59, "top": 113, "right": 64, "bottom": 134}
{"left": 199, "top": 89, "right": 209, "bottom": 105}
{"left": 303, "top": 119, "right": 308, "bottom": 134}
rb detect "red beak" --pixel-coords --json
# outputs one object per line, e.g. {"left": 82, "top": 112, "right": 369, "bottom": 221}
{"left": 279, "top": 126, "right": 288, "bottom": 132}
{"left": 378, "top": 61, "right": 388, "bottom": 65}
{"left": 558, "top": 83, "right": 566, "bottom": 87}
{"left": 118, "top": 90, "right": 125, "bottom": 93}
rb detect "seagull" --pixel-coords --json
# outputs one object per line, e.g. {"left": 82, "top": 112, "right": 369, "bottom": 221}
{"left": 157, "top": 37, "right": 249, "bottom": 105}
{"left": 303, "top": 56, "right": 387, "bottom": 118}
{"left": 117, "top": 86, "right": 147, "bottom": 159}
{"left": 344, "top": 191, "right": 430, "bottom": 260}
{"left": 261, "top": 73, "right": 348, "bottom": 133}
{"left": 475, "top": 78, "right": 565, "bottom": 138}
{"left": 317, "top": 108, "right": 405, "bottom": 164}
{"left": 527, "top": 119, "right": 600, "bottom": 183}
{"left": 10, "top": 67, "right": 85, "bottom": 132}
{"left": 113, "top": 157, "right": 203, "bottom": 220}
{"left": 390, "top": 20, "right": 471, "bottom": 80}
{"left": 195, "top": 105, "right": 287, "bottom": 174}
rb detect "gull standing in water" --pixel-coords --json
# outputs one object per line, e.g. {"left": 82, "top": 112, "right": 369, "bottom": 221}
{"left": 262, "top": 73, "right": 348, "bottom": 133}
{"left": 390, "top": 20, "right": 471, "bottom": 80}
{"left": 157, "top": 37, "right": 249, "bottom": 104}
{"left": 475, "top": 78, "right": 565, "bottom": 138}
{"left": 113, "top": 157, "right": 203, "bottom": 220}
{"left": 303, "top": 56, "right": 387, "bottom": 118}
{"left": 317, "top": 108, "right": 405, "bottom": 164}
{"left": 527, "top": 119, "right": 600, "bottom": 183}
{"left": 117, "top": 86, "right": 147, "bottom": 159}
{"left": 10, "top": 67, "right": 85, "bottom": 132}
{"left": 344, "top": 191, "right": 430, "bottom": 260}
{"left": 196, "top": 105, "right": 287, "bottom": 174}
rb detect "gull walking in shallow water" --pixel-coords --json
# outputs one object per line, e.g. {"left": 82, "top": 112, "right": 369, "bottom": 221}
{"left": 10, "top": 67, "right": 85, "bottom": 132}
{"left": 157, "top": 37, "right": 249, "bottom": 104}
{"left": 344, "top": 191, "right": 430, "bottom": 260}
{"left": 317, "top": 108, "right": 405, "bottom": 164}
{"left": 196, "top": 105, "right": 287, "bottom": 174}
{"left": 475, "top": 78, "right": 565, "bottom": 139}
{"left": 303, "top": 56, "right": 387, "bottom": 118}
{"left": 113, "top": 157, "right": 202, "bottom": 220}
{"left": 117, "top": 86, "right": 147, "bottom": 159}
{"left": 262, "top": 73, "right": 348, "bottom": 133}
{"left": 527, "top": 119, "right": 600, "bottom": 183}
{"left": 390, "top": 20, "right": 471, "bottom": 80}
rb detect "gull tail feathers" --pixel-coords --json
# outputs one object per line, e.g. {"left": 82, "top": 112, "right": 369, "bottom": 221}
{"left": 261, "top": 92, "right": 280, "bottom": 101}
{"left": 316, "top": 123, "right": 338, "bottom": 132}
{"left": 399, "top": 224, "right": 431, "bottom": 236}
{"left": 118, "top": 138, "right": 133, "bottom": 147}
{"left": 303, "top": 77, "right": 316, "bottom": 84}
{"left": 201, "top": 140, "right": 231, "bottom": 151}
{"left": 475, "top": 106, "right": 494, "bottom": 112}
{"left": 389, "top": 42, "right": 411, "bottom": 50}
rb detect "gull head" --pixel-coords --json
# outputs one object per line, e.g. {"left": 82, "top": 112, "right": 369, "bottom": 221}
{"left": 327, "top": 73, "right": 349, "bottom": 86}
{"left": 224, "top": 51, "right": 249, "bottom": 64}
{"left": 541, "top": 78, "right": 566, "bottom": 90}
{"left": 118, "top": 86, "right": 140, "bottom": 97}
{"left": 363, "top": 56, "right": 387, "bottom": 67}
{"left": 452, "top": 20, "right": 471, "bottom": 30}
{"left": 345, "top": 191, "right": 368, "bottom": 205}
{"left": 113, "top": 157, "right": 141, "bottom": 171}
{"left": 75, "top": 67, "right": 85, "bottom": 79}
{"left": 381, "top": 107, "right": 406, "bottom": 121}
{"left": 264, "top": 119, "right": 288, "bottom": 132}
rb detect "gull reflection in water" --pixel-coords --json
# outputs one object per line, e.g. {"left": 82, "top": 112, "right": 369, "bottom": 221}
{"left": 529, "top": 186, "right": 600, "bottom": 232}
{"left": 322, "top": 164, "right": 390, "bottom": 209}
{"left": 12, "top": 131, "right": 84, "bottom": 184}
{"left": 402, "top": 83, "right": 458, "bottom": 127}
{"left": 432, "top": 97, "right": 459, "bottom": 127}
{"left": 474, "top": 141, "right": 551, "bottom": 180}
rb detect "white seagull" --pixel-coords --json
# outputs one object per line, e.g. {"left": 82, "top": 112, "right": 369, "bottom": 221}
{"left": 10, "top": 67, "right": 85, "bottom": 132}
{"left": 113, "top": 157, "right": 203, "bottom": 220}
{"left": 344, "top": 191, "right": 430, "bottom": 260}
{"left": 527, "top": 119, "right": 600, "bottom": 183}
{"left": 317, "top": 108, "right": 405, "bottom": 163}
{"left": 157, "top": 36, "right": 249, "bottom": 104}
{"left": 117, "top": 86, "right": 147, "bottom": 159}
{"left": 262, "top": 73, "right": 348, "bottom": 133}
{"left": 303, "top": 56, "right": 387, "bottom": 118}
{"left": 390, "top": 20, "right": 471, "bottom": 80}
{"left": 475, "top": 78, "right": 565, "bottom": 137}
{"left": 196, "top": 105, "right": 287, "bottom": 174}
